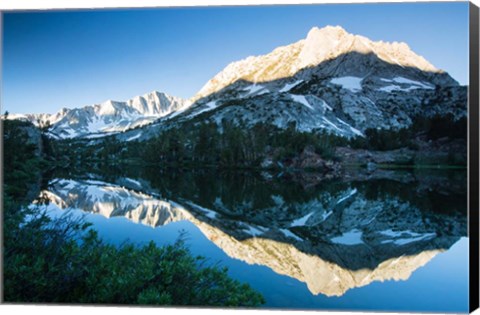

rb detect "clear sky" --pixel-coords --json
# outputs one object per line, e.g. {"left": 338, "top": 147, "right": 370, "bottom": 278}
{"left": 2, "top": 1, "right": 470, "bottom": 114}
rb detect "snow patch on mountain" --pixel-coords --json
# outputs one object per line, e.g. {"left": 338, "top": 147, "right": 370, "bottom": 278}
{"left": 243, "top": 84, "right": 263, "bottom": 94}
{"left": 335, "top": 119, "right": 364, "bottom": 137}
{"left": 279, "top": 80, "right": 303, "bottom": 92}
{"left": 291, "top": 211, "right": 315, "bottom": 227}
{"left": 320, "top": 210, "right": 333, "bottom": 222}
{"left": 331, "top": 229, "right": 364, "bottom": 245}
{"left": 337, "top": 189, "right": 358, "bottom": 204}
{"left": 124, "top": 178, "right": 141, "bottom": 186}
{"left": 86, "top": 117, "right": 110, "bottom": 133}
{"left": 322, "top": 117, "right": 343, "bottom": 132}
{"left": 279, "top": 228, "right": 303, "bottom": 241}
{"left": 321, "top": 99, "right": 333, "bottom": 111}
{"left": 243, "top": 224, "right": 267, "bottom": 236}
{"left": 390, "top": 77, "right": 434, "bottom": 89}
{"left": 188, "top": 100, "right": 219, "bottom": 118}
{"left": 185, "top": 201, "right": 218, "bottom": 219}
{"left": 379, "top": 77, "right": 434, "bottom": 93}
{"left": 126, "top": 132, "right": 142, "bottom": 142}
{"left": 330, "top": 76, "right": 363, "bottom": 92}
{"left": 379, "top": 229, "right": 437, "bottom": 245}
{"left": 290, "top": 94, "right": 314, "bottom": 110}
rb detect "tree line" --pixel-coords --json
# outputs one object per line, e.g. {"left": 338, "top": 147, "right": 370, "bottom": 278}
{"left": 48, "top": 114, "right": 467, "bottom": 169}
{"left": 350, "top": 114, "right": 467, "bottom": 151}
{"left": 49, "top": 120, "right": 349, "bottom": 169}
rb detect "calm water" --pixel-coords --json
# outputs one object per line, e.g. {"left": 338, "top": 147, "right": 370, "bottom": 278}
{"left": 31, "top": 167, "right": 469, "bottom": 312}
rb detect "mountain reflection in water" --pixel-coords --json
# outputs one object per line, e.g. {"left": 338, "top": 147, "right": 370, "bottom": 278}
{"left": 34, "top": 168, "right": 467, "bottom": 297}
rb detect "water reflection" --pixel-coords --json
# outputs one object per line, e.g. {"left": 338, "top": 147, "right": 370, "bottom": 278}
{"left": 35, "top": 168, "right": 467, "bottom": 297}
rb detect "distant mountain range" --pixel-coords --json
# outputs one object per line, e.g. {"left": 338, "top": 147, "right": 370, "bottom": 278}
{"left": 8, "top": 91, "right": 187, "bottom": 139}
{"left": 7, "top": 25, "right": 467, "bottom": 140}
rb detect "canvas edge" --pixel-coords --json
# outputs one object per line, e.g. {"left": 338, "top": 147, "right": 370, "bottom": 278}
{"left": 469, "top": 1, "right": 480, "bottom": 313}
{"left": 0, "top": 9, "right": 5, "bottom": 305}
{"left": 0, "top": 2, "right": 476, "bottom": 314}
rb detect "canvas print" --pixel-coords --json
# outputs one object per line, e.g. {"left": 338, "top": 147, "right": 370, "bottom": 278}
{"left": 1, "top": 1, "right": 478, "bottom": 313}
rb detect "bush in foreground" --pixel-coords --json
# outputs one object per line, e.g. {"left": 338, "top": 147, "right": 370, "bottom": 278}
{"left": 3, "top": 198, "right": 265, "bottom": 306}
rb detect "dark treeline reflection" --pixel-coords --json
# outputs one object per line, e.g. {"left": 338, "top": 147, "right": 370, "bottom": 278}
{"left": 51, "top": 164, "right": 467, "bottom": 217}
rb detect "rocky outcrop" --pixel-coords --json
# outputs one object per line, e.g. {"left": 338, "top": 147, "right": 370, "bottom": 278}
{"left": 336, "top": 147, "right": 416, "bottom": 165}
{"left": 261, "top": 146, "right": 342, "bottom": 174}
{"left": 336, "top": 137, "right": 467, "bottom": 166}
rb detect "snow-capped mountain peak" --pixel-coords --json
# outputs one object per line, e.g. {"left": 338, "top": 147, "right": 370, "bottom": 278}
{"left": 298, "top": 25, "right": 439, "bottom": 73}
{"left": 151, "top": 25, "right": 464, "bottom": 140}
{"left": 297, "top": 25, "right": 350, "bottom": 68}
{"left": 19, "top": 90, "right": 188, "bottom": 139}
{"left": 95, "top": 100, "right": 127, "bottom": 116}
{"left": 193, "top": 25, "right": 442, "bottom": 102}
{"left": 125, "top": 91, "right": 187, "bottom": 116}
{"left": 6, "top": 89, "right": 192, "bottom": 139}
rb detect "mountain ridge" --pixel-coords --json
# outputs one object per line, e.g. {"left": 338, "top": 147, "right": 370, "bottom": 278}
{"left": 5, "top": 25, "right": 467, "bottom": 140}
{"left": 119, "top": 49, "right": 464, "bottom": 141}
{"left": 192, "top": 25, "right": 449, "bottom": 102}
{"left": 8, "top": 90, "right": 188, "bottom": 139}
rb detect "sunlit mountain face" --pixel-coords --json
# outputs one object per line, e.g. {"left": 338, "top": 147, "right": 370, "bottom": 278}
{"left": 34, "top": 168, "right": 467, "bottom": 297}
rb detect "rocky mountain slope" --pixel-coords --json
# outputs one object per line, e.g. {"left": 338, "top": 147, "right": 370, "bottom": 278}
{"left": 193, "top": 25, "right": 447, "bottom": 101}
{"left": 113, "top": 26, "right": 466, "bottom": 142}
{"left": 156, "top": 26, "right": 465, "bottom": 137}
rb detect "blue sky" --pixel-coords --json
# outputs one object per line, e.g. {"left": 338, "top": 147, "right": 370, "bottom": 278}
{"left": 2, "top": 2, "right": 469, "bottom": 114}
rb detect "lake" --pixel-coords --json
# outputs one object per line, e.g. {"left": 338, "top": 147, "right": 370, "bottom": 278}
{"left": 30, "top": 166, "right": 469, "bottom": 312}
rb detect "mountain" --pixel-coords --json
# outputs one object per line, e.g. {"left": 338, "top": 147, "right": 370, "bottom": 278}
{"left": 115, "top": 25, "right": 465, "bottom": 141}
{"left": 7, "top": 91, "right": 187, "bottom": 139}
{"left": 6, "top": 109, "right": 70, "bottom": 129}
{"left": 193, "top": 25, "right": 447, "bottom": 101}
{"left": 160, "top": 26, "right": 465, "bottom": 137}
{"left": 6, "top": 25, "right": 467, "bottom": 140}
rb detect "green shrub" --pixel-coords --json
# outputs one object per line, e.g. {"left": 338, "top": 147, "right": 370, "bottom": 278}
{"left": 3, "top": 200, "right": 264, "bottom": 306}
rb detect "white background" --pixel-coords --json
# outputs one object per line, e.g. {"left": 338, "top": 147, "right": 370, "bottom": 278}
{"left": 0, "top": 1, "right": 479, "bottom": 315}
